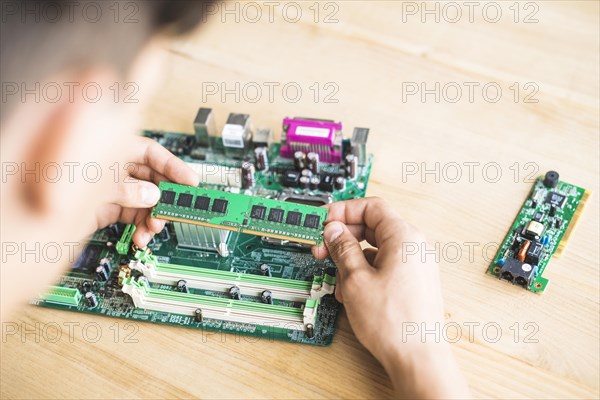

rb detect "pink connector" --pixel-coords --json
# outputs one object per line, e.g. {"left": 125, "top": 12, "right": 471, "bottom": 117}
{"left": 280, "top": 117, "right": 343, "bottom": 163}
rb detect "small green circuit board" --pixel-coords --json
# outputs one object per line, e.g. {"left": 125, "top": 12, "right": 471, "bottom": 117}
{"left": 487, "top": 171, "right": 589, "bottom": 292}
{"left": 153, "top": 182, "right": 328, "bottom": 245}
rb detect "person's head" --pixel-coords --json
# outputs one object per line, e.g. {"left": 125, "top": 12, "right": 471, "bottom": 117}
{"left": 1, "top": 0, "right": 214, "bottom": 315}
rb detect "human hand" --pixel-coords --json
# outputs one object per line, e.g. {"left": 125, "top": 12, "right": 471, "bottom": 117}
{"left": 93, "top": 136, "right": 199, "bottom": 248}
{"left": 312, "top": 197, "right": 470, "bottom": 398}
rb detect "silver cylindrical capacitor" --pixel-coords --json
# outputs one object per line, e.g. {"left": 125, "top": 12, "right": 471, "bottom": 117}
{"left": 294, "top": 151, "right": 306, "bottom": 171}
{"left": 85, "top": 292, "right": 98, "bottom": 308}
{"left": 299, "top": 176, "right": 310, "bottom": 189}
{"left": 307, "top": 152, "right": 319, "bottom": 174}
{"left": 335, "top": 176, "right": 346, "bottom": 191}
{"left": 309, "top": 176, "right": 320, "bottom": 190}
{"left": 254, "top": 147, "right": 269, "bottom": 171}
{"left": 345, "top": 154, "right": 358, "bottom": 180}
{"left": 301, "top": 169, "right": 313, "bottom": 178}
{"left": 241, "top": 161, "right": 255, "bottom": 188}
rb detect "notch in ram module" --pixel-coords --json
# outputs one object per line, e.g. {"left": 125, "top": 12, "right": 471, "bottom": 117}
{"left": 152, "top": 182, "right": 328, "bottom": 245}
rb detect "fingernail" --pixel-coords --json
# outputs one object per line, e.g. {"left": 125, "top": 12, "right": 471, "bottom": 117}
{"left": 142, "top": 184, "right": 160, "bottom": 205}
{"left": 324, "top": 222, "right": 344, "bottom": 243}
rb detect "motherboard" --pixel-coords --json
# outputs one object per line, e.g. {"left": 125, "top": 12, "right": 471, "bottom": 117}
{"left": 488, "top": 171, "right": 589, "bottom": 292}
{"left": 36, "top": 109, "right": 373, "bottom": 345}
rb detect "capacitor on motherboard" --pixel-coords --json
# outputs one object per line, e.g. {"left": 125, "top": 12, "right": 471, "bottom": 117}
{"left": 305, "top": 323, "right": 315, "bottom": 338}
{"left": 241, "top": 161, "right": 256, "bottom": 188}
{"left": 177, "top": 279, "right": 189, "bottom": 293}
{"left": 299, "top": 176, "right": 310, "bottom": 189}
{"left": 194, "top": 308, "right": 203, "bottom": 323}
{"left": 294, "top": 151, "right": 306, "bottom": 171}
{"left": 260, "top": 263, "right": 272, "bottom": 277}
{"left": 85, "top": 292, "right": 98, "bottom": 308}
{"left": 254, "top": 147, "right": 269, "bottom": 171}
{"left": 230, "top": 285, "right": 241, "bottom": 300}
{"left": 309, "top": 176, "right": 320, "bottom": 190}
{"left": 307, "top": 152, "right": 319, "bottom": 174}
{"left": 345, "top": 154, "right": 358, "bottom": 180}
{"left": 95, "top": 265, "right": 109, "bottom": 281}
{"left": 301, "top": 169, "right": 313, "bottom": 178}
{"left": 517, "top": 240, "right": 531, "bottom": 262}
{"left": 261, "top": 290, "right": 273, "bottom": 305}
{"left": 334, "top": 176, "right": 346, "bottom": 191}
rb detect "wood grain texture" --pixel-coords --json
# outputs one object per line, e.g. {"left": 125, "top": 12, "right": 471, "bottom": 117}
{"left": 2, "top": 1, "right": 598, "bottom": 398}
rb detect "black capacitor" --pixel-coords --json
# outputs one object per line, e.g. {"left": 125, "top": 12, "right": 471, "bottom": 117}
{"left": 294, "top": 151, "right": 306, "bottom": 171}
{"left": 241, "top": 161, "right": 256, "bottom": 188}
{"left": 194, "top": 308, "right": 203, "bottom": 323}
{"left": 334, "top": 176, "right": 346, "bottom": 191}
{"left": 549, "top": 205, "right": 556, "bottom": 217}
{"left": 96, "top": 265, "right": 109, "bottom": 281}
{"left": 307, "top": 152, "right": 319, "bottom": 174}
{"left": 177, "top": 279, "right": 189, "bottom": 293}
{"left": 82, "top": 281, "right": 92, "bottom": 293}
{"left": 260, "top": 263, "right": 272, "bottom": 277}
{"left": 230, "top": 285, "right": 241, "bottom": 300}
{"left": 299, "top": 176, "right": 310, "bottom": 189}
{"left": 345, "top": 154, "right": 358, "bottom": 180}
{"left": 305, "top": 323, "right": 315, "bottom": 338}
{"left": 301, "top": 169, "right": 313, "bottom": 178}
{"left": 261, "top": 290, "right": 273, "bottom": 304}
{"left": 85, "top": 292, "right": 98, "bottom": 308}
{"left": 555, "top": 219, "right": 561, "bottom": 228}
{"left": 543, "top": 170, "right": 559, "bottom": 188}
{"left": 309, "top": 176, "right": 320, "bottom": 190}
{"left": 254, "top": 147, "right": 269, "bottom": 171}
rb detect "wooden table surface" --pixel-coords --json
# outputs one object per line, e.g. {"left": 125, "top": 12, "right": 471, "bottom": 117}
{"left": 2, "top": 1, "right": 598, "bottom": 398}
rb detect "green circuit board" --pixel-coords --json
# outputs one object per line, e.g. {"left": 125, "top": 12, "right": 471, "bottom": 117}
{"left": 487, "top": 171, "right": 589, "bottom": 292}
{"left": 35, "top": 110, "right": 373, "bottom": 345}
{"left": 153, "top": 182, "right": 329, "bottom": 245}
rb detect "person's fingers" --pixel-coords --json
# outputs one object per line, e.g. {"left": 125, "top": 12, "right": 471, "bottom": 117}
{"left": 131, "top": 136, "right": 200, "bottom": 187}
{"left": 127, "top": 163, "right": 168, "bottom": 186}
{"left": 323, "top": 221, "right": 372, "bottom": 277}
{"left": 112, "top": 178, "right": 161, "bottom": 208}
{"left": 146, "top": 214, "right": 165, "bottom": 234}
{"left": 323, "top": 197, "right": 401, "bottom": 248}
{"left": 312, "top": 243, "right": 329, "bottom": 260}
{"left": 363, "top": 247, "right": 378, "bottom": 265}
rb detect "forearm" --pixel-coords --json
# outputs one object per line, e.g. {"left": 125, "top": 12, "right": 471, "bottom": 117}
{"left": 380, "top": 342, "right": 471, "bottom": 399}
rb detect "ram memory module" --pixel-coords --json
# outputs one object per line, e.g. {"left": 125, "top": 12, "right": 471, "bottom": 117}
{"left": 152, "top": 182, "right": 328, "bottom": 245}
{"left": 487, "top": 171, "right": 589, "bottom": 292}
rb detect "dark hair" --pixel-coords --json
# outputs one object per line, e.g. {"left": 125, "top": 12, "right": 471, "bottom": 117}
{"left": 0, "top": 0, "right": 215, "bottom": 117}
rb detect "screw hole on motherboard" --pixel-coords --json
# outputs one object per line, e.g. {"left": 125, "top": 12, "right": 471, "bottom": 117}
{"left": 493, "top": 267, "right": 500, "bottom": 274}
{"left": 534, "top": 282, "right": 542, "bottom": 289}
{"left": 349, "top": 190, "right": 355, "bottom": 195}
{"left": 246, "top": 245, "right": 253, "bottom": 250}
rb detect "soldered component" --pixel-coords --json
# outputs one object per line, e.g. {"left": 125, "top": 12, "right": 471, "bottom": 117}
{"left": 517, "top": 240, "right": 531, "bottom": 262}
{"left": 299, "top": 176, "right": 310, "bottom": 189}
{"left": 345, "top": 154, "right": 358, "bottom": 180}
{"left": 241, "top": 161, "right": 255, "bottom": 188}
{"left": 309, "top": 176, "right": 320, "bottom": 190}
{"left": 307, "top": 152, "right": 319, "bottom": 174}
{"left": 85, "top": 292, "right": 98, "bottom": 308}
{"left": 294, "top": 151, "right": 306, "bottom": 171}
{"left": 193, "top": 107, "right": 215, "bottom": 147}
{"left": 194, "top": 308, "right": 203, "bottom": 323}
{"left": 230, "top": 285, "right": 241, "bottom": 300}
{"left": 334, "top": 176, "right": 346, "bottom": 191}
{"left": 254, "top": 147, "right": 269, "bottom": 171}
{"left": 261, "top": 290, "right": 273, "bottom": 304}
{"left": 177, "top": 279, "right": 189, "bottom": 293}
{"left": 543, "top": 170, "right": 559, "bottom": 188}
{"left": 260, "top": 263, "right": 272, "bottom": 277}
{"left": 524, "top": 220, "right": 545, "bottom": 239}
{"left": 498, "top": 257, "right": 536, "bottom": 288}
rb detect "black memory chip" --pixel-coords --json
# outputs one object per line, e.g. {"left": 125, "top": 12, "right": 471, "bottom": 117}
{"left": 545, "top": 191, "right": 567, "bottom": 208}
{"left": 250, "top": 205, "right": 267, "bottom": 220}
{"left": 268, "top": 208, "right": 284, "bottom": 223}
{"left": 177, "top": 193, "right": 193, "bottom": 207}
{"left": 160, "top": 190, "right": 176, "bottom": 205}
{"left": 212, "top": 199, "right": 228, "bottom": 213}
{"left": 286, "top": 211, "right": 302, "bottom": 226}
{"left": 303, "top": 214, "right": 321, "bottom": 229}
{"left": 194, "top": 196, "right": 210, "bottom": 210}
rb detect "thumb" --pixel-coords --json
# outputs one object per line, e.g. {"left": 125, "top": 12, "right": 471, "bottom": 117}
{"left": 114, "top": 179, "right": 161, "bottom": 208}
{"left": 324, "top": 221, "right": 369, "bottom": 275}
